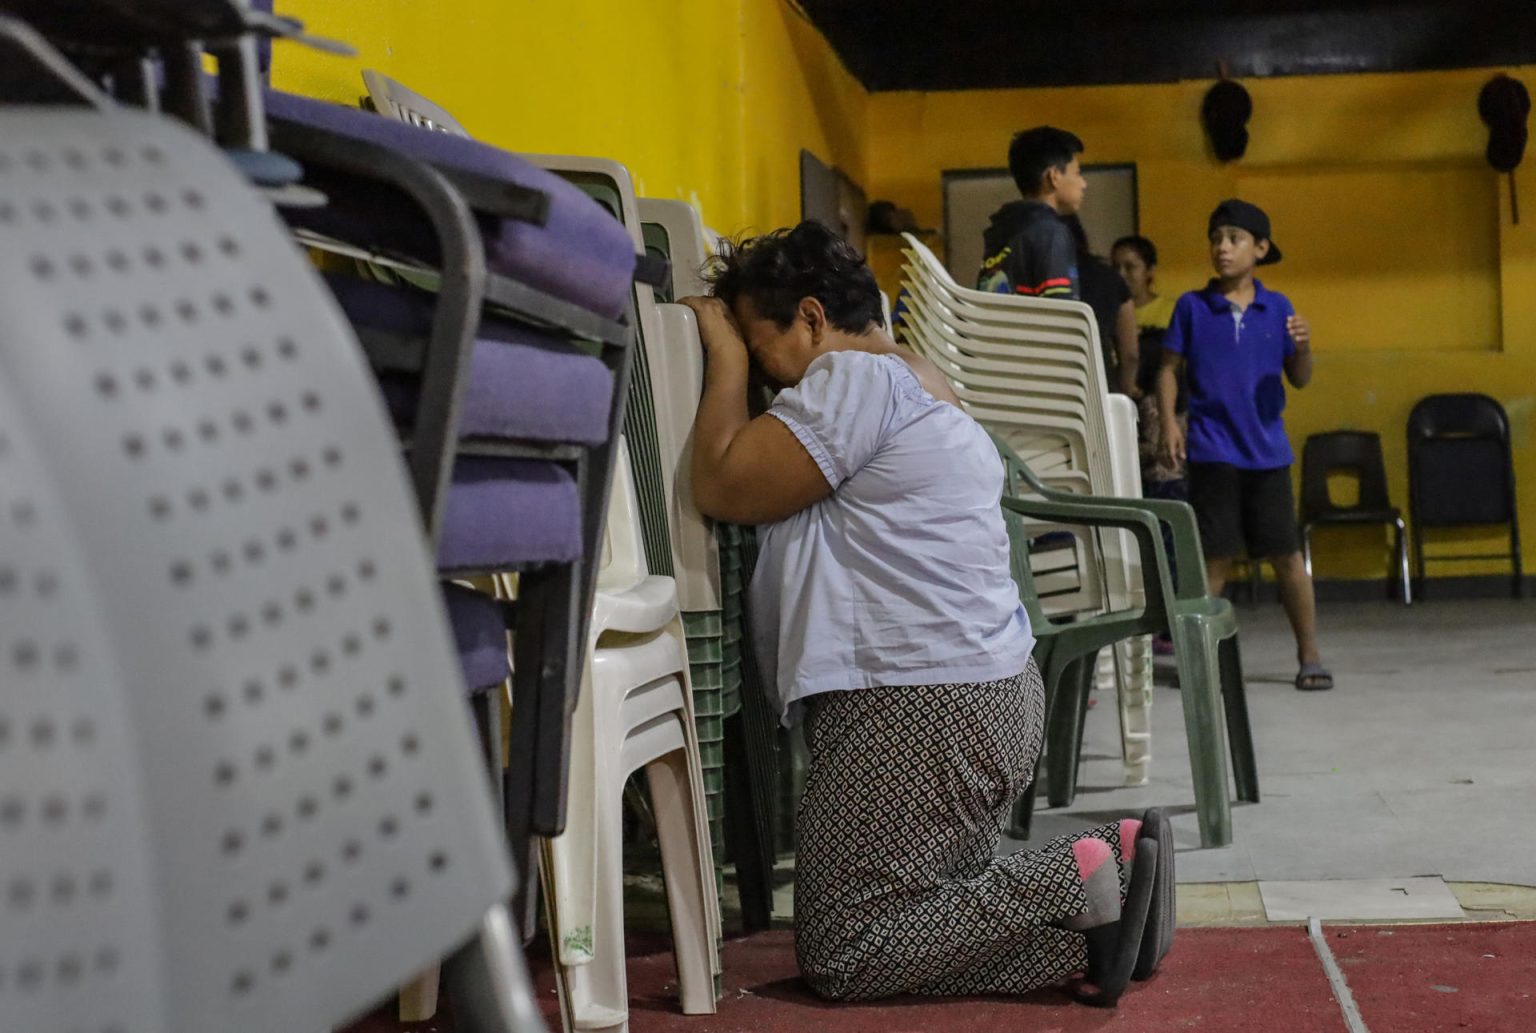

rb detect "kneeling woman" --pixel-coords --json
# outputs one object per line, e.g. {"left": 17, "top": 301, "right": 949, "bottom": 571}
{"left": 682, "top": 223, "right": 1171, "bottom": 1006}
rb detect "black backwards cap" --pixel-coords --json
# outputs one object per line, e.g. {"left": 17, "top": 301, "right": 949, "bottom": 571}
{"left": 1208, "top": 198, "right": 1281, "bottom": 265}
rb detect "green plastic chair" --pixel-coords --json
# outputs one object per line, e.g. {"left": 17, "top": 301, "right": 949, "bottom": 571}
{"left": 993, "top": 436, "right": 1258, "bottom": 848}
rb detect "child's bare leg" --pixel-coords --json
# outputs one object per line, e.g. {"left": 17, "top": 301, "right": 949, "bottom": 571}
{"left": 1205, "top": 556, "right": 1232, "bottom": 599}
{"left": 1269, "top": 550, "right": 1320, "bottom": 664}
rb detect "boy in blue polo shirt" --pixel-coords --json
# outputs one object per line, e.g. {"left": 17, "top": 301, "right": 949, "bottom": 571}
{"left": 1158, "top": 199, "right": 1332, "bottom": 691}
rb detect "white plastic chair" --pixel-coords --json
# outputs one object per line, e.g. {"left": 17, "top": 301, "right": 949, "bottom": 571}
{"left": 362, "top": 68, "right": 471, "bottom": 136}
{"left": 898, "top": 236, "right": 1153, "bottom": 785}
{"left": 637, "top": 198, "right": 714, "bottom": 300}
{"left": 537, "top": 444, "right": 721, "bottom": 1033}
{"left": 634, "top": 197, "right": 725, "bottom": 614}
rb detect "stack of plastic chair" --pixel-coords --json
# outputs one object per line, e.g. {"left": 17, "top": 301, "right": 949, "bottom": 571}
{"left": 632, "top": 200, "right": 732, "bottom": 829}
{"left": 1407, "top": 393, "right": 1523, "bottom": 599}
{"left": 636, "top": 198, "right": 779, "bottom": 931}
{"left": 895, "top": 234, "right": 1154, "bottom": 798}
{"left": 540, "top": 444, "right": 720, "bottom": 1033}
{"left": 542, "top": 168, "right": 778, "bottom": 933}
{"left": 0, "top": 86, "right": 541, "bottom": 1032}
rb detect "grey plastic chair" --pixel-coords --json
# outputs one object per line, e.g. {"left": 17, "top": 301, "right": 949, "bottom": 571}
{"left": 0, "top": 357, "right": 169, "bottom": 1033}
{"left": 0, "top": 104, "right": 541, "bottom": 1032}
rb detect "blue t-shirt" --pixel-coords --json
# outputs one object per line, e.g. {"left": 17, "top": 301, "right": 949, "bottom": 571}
{"left": 1163, "top": 279, "right": 1297, "bottom": 470}
{"left": 750, "top": 351, "right": 1036, "bottom": 726}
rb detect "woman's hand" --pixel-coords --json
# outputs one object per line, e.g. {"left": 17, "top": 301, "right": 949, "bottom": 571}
{"left": 682, "top": 295, "right": 830, "bottom": 524}
{"left": 680, "top": 296, "right": 748, "bottom": 359}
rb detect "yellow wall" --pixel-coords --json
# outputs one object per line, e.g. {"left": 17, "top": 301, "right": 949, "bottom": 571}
{"left": 273, "top": 0, "right": 867, "bottom": 236}
{"left": 867, "top": 70, "right": 1536, "bottom": 580}
{"left": 272, "top": 2, "right": 1531, "bottom": 582}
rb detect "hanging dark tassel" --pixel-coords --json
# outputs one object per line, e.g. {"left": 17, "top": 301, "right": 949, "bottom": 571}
{"left": 1479, "top": 73, "right": 1530, "bottom": 224}
{"left": 1202, "top": 72, "right": 1252, "bottom": 164}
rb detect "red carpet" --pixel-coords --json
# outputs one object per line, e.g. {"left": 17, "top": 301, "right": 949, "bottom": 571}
{"left": 1327, "top": 923, "right": 1536, "bottom": 1033}
{"left": 607, "top": 928, "right": 1347, "bottom": 1033}
{"left": 343, "top": 922, "right": 1536, "bottom": 1033}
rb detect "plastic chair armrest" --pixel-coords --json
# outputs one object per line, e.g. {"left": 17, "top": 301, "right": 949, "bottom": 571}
{"left": 994, "top": 433, "right": 1207, "bottom": 602}
{"left": 1002, "top": 494, "right": 1175, "bottom": 623}
{"left": 1124, "top": 497, "right": 1208, "bottom": 600}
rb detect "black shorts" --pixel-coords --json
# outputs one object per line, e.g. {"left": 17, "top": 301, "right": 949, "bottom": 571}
{"left": 1187, "top": 462, "right": 1300, "bottom": 560}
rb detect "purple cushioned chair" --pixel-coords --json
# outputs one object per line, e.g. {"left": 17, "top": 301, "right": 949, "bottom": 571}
{"left": 443, "top": 581, "right": 513, "bottom": 691}
{"left": 259, "top": 86, "right": 638, "bottom": 930}
{"left": 325, "top": 273, "right": 613, "bottom": 445}
{"left": 266, "top": 89, "right": 635, "bottom": 320}
{"left": 438, "top": 459, "right": 584, "bottom": 573}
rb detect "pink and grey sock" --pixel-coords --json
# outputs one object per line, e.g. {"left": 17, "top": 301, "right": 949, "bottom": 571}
{"left": 1062, "top": 838, "right": 1121, "bottom": 931}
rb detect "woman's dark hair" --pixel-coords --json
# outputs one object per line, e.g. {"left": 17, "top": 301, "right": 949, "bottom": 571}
{"left": 1008, "top": 125, "right": 1084, "bottom": 197}
{"left": 1111, "top": 234, "right": 1158, "bottom": 268}
{"left": 705, "top": 220, "right": 884, "bottom": 332}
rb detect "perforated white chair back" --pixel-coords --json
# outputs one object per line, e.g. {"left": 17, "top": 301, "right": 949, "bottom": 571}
{"left": 0, "top": 107, "right": 511, "bottom": 1033}
{"left": 0, "top": 367, "right": 168, "bottom": 1033}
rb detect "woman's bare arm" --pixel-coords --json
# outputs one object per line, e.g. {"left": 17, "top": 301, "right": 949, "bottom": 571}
{"left": 682, "top": 297, "right": 832, "bottom": 525}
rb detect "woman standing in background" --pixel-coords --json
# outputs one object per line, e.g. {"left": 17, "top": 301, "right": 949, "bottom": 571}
{"left": 1114, "top": 235, "right": 1183, "bottom": 652}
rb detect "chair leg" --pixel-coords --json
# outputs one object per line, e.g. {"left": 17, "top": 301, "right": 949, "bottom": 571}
{"left": 530, "top": 565, "right": 582, "bottom": 838}
{"left": 1172, "top": 620, "right": 1233, "bottom": 848}
{"left": 723, "top": 713, "right": 773, "bottom": 933}
{"left": 646, "top": 749, "right": 718, "bottom": 1015}
{"left": 1045, "top": 652, "right": 1095, "bottom": 808}
{"left": 1219, "top": 635, "right": 1259, "bottom": 804}
{"left": 471, "top": 684, "right": 539, "bottom": 944}
{"left": 443, "top": 903, "right": 549, "bottom": 1033}
{"left": 553, "top": 754, "right": 629, "bottom": 1033}
{"left": 1413, "top": 523, "right": 1426, "bottom": 600}
{"left": 505, "top": 571, "right": 566, "bottom": 925}
{"left": 399, "top": 966, "right": 442, "bottom": 1023}
{"left": 1511, "top": 522, "right": 1524, "bottom": 600}
{"left": 1394, "top": 519, "right": 1412, "bottom": 606}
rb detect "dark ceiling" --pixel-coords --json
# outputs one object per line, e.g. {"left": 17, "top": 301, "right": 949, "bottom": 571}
{"left": 795, "top": 1, "right": 1536, "bottom": 92}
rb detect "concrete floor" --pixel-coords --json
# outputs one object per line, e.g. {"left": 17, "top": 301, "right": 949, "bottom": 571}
{"left": 1016, "top": 598, "right": 1536, "bottom": 890}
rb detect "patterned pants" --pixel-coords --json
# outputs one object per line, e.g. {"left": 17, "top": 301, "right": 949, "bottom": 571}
{"left": 793, "top": 660, "right": 1129, "bottom": 1001}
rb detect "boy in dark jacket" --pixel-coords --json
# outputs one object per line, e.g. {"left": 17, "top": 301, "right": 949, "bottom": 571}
{"left": 978, "top": 126, "right": 1086, "bottom": 300}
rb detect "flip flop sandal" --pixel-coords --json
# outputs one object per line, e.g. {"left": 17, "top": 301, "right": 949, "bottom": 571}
{"left": 1073, "top": 845, "right": 1156, "bottom": 1008}
{"left": 1295, "top": 662, "right": 1334, "bottom": 691}
{"left": 1133, "top": 807, "right": 1176, "bottom": 980}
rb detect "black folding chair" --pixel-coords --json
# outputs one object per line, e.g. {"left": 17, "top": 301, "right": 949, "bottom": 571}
{"left": 1407, "top": 393, "right": 1523, "bottom": 599}
{"left": 1301, "top": 431, "right": 1411, "bottom": 604}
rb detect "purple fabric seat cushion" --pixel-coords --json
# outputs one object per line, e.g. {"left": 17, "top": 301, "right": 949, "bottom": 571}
{"left": 267, "top": 90, "right": 635, "bottom": 319}
{"left": 439, "top": 458, "right": 582, "bottom": 572}
{"left": 440, "top": 582, "right": 511, "bottom": 692}
{"left": 325, "top": 275, "right": 612, "bottom": 444}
